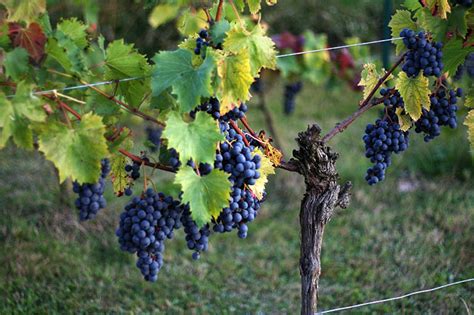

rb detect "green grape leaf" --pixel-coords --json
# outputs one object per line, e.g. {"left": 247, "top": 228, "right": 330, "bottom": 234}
{"left": 395, "top": 107, "right": 413, "bottom": 132}
{"left": 0, "top": 93, "right": 16, "bottom": 148}
{"left": 175, "top": 167, "right": 231, "bottom": 228}
{"left": 152, "top": 49, "right": 215, "bottom": 112}
{"left": 276, "top": 55, "right": 302, "bottom": 78}
{"left": 389, "top": 10, "right": 418, "bottom": 55}
{"left": 447, "top": 6, "right": 468, "bottom": 38}
{"left": 403, "top": 0, "right": 422, "bottom": 11}
{"left": 210, "top": 20, "right": 231, "bottom": 45}
{"left": 177, "top": 8, "right": 208, "bottom": 36}
{"left": 465, "top": 87, "right": 474, "bottom": 108}
{"left": 395, "top": 72, "right": 430, "bottom": 121}
{"left": 13, "top": 81, "right": 47, "bottom": 122}
{"left": 464, "top": 110, "right": 474, "bottom": 151}
{"left": 110, "top": 153, "right": 130, "bottom": 196}
{"left": 247, "top": 0, "right": 261, "bottom": 14}
{"left": 38, "top": 113, "right": 109, "bottom": 184}
{"left": 0, "top": 24, "right": 10, "bottom": 49}
{"left": 57, "top": 18, "right": 88, "bottom": 49}
{"left": 442, "top": 38, "right": 474, "bottom": 76}
{"left": 162, "top": 111, "right": 224, "bottom": 165}
{"left": 249, "top": 148, "right": 275, "bottom": 200}
{"left": 224, "top": 23, "right": 277, "bottom": 77}
{"left": 301, "top": 30, "right": 331, "bottom": 85}
{"left": 426, "top": 0, "right": 451, "bottom": 19}
{"left": 3, "top": 0, "right": 46, "bottom": 23}
{"left": 104, "top": 40, "right": 152, "bottom": 107}
{"left": 416, "top": 8, "right": 448, "bottom": 42}
{"left": 217, "top": 50, "right": 254, "bottom": 111}
{"left": 148, "top": 4, "right": 181, "bottom": 28}
{"left": 4, "top": 47, "right": 29, "bottom": 80}
{"left": 358, "top": 63, "right": 392, "bottom": 100}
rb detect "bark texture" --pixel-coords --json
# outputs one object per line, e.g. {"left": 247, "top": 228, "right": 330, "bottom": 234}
{"left": 288, "top": 125, "right": 352, "bottom": 314}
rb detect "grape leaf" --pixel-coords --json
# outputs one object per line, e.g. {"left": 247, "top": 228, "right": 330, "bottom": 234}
{"left": 358, "top": 63, "right": 393, "bottom": 100}
{"left": 403, "top": 0, "right": 422, "bottom": 11}
{"left": 442, "top": 38, "right": 474, "bottom": 76}
{"left": 395, "top": 72, "right": 430, "bottom": 121}
{"left": 175, "top": 167, "right": 231, "bottom": 228}
{"left": 162, "top": 111, "right": 224, "bottom": 165}
{"left": 247, "top": 0, "right": 261, "bottom": 14}
{"left": 104, "top": 40, "right": 152, "bottom": 107}
{"left": 389, "top": 10, "right": 418, "bottom": 55}
{"left": 38, "top": 113, "right": 109, "bottom": 184}
{"left": 152, "top": 49, "right": 215, "bottom": 112}
{"left": 276, "top": 55, "right": 302, "bottom": 78}
{"left": 110, "top": 153, "right": 130, "bottom": 196}
{"left": 0, "top": 24, "right": 10, "bottom": 49}
{"left": 426, "top": 0, "right": 451, "bottom": 19}
{"left": 249, "top": 148, "right": 275, "bottom": 200}
{"left": 46, "top": 35, "right": 87, "bottom": 75}
{"left": 210, "top": 20, "right": 231, "bottom": 45}
{"left": 8, "top": 22, "right": 46, "bottom": 64}
{"left": 148, "top": 4, "right": 181, "bottom": 28}
{"left": 217, "top": 50, "right": 253, "bottom": 114}
{"left": 465, "top": 87, "right": 474, "bottom": 108}
{"left": 224, "top": 23, "right": 277, "bottom": 77}
{"left": 57, "top": 18, "right": 88, "bottom": 49}
{"left": 4, "top": 47, "right": 29, "bottom": 80}
{"left": 395, "top": 107, "right": 413, "bottom": 131}
{"left": 447, "top": 6, "right": 468, "bottom": 38}
{"left": 177, "top": 8, "right": 208, "bottom": 36}
{"left": 13, "top": 81, "right": 47, "bottom": 122}
{"left": 416, "top": 7, "right": 448, "bottom": 42}
{"left": 301, "top": 30, "right": 331, "bottom": 85}
{"left": 3, "top": 0, "right": 46, "bottom": 23}
{"left": 464, "top": 110, "right": 474, "bottom": 151}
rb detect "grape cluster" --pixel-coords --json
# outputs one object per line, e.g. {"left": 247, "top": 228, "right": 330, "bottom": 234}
{"left": 363, "top": 117, "right": 409, "bottom": 185}
{"left": 191, "top": 98, "right": 248, "bottom": 122}
{"left": 73, "top": 159, "right": 110, "bottom": 221}
{"left": 116, "top": 189, "right": 184, "bottom": 282}
{"left": 146, "top": 127, "right": 162, "bottom": 152}
{"left": 181, "top": 207, "right": 210, "bottom": 260}
{"left": 400, "top": 29, "right": 443, "bottom": 77}
{"left": 251, "top": 78, "right": 263, "bottom": 93}
{"left": 414, "top": 87, "right": 462, "bottom": 142}
{"left": 194, "top": 29, "right": 210, "bottom": 55}
{"left": 380, "top": 88, "right": 404, "bottom": 108}
{"left": 453, "top": 0, "right": 472, "bottom": 7}
{"left": 213, "top": 187, "right": 260, "bottom": 239}
{"left": 125, "top": 161, "right": 141, "bottom": 180}
{"left": 467, "top": 53, "right": 474, "bottom": 77}
{"left": 283, "top": 82, "right": 303, "bottom": 114}
{"left": 215, "top": 128, "right": 261, "bottom": 187}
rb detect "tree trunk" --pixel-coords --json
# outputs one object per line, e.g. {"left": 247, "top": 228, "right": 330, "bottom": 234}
{"left": 288, "top": 125, "right": 352, "bottom": 315}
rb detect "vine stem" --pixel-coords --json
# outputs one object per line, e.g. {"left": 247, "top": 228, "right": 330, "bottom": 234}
{"left": 229, "top": 120, "right": 251, "bottom": 146}
{"left": 215, "top": 0, "right": 224, "bottom": 21}
{"left": 118, "top": 149, "right": 176, "bottom": 173}
{"left": 81, "top": 80, "right": 166, "bottom": 127}
{"left": 321, "top": 52, "right": 407, "bottom": 143}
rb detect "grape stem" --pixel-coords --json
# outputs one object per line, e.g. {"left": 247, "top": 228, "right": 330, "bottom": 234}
{"left": 229, "top": 120, "right": 251, "bottom": 146}
{"left": 215, "top": 0, "right": 224, "bottom": 21}
{"left": 118, "top": 149, "right": 176, "bottom": 173}
{"left": 321, "top": 52, "right": 407, "bottom": 143}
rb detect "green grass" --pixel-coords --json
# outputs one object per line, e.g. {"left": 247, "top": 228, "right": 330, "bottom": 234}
{"left": 0, "top": 82, "right": 473, "bottom": 314}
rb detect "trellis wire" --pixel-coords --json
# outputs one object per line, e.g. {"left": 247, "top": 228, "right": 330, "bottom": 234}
{"left": 316, "top": 278, "right": 474, "bottom": 314}
{"left": 10, "top": 37, "right": 403, "bottom": 97}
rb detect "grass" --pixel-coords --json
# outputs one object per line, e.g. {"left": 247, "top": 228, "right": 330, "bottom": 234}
{"left": 0, "top": 81, "right": 473, "bottom": 314}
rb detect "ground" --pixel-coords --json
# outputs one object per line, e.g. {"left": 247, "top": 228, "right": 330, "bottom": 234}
{"left": 0, "top": 80, "right": 473, "bottom": 314}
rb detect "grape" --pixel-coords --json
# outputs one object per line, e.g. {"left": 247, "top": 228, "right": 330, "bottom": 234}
{"left": 116, "top": 188, "right": 184, "bottom": 281}
{"left": 191, "top": 98, "right": 248, "bottom": 122}
{"left": 414, "top": 87, "right": 461, "bottom": 142}
{"left": 283, "top": 82, "right": 303, "bottom": 114}
{"left": 400, "top": 29, "right": 443, "bottom": 77}
{"left": 453, "top": 0, "right": 472, "bottom": 7}
{"left": 251, "top": 78, "right": 263, "bottom": 93}
{"left": 146, "top": 127, "right": 162, "bottom": 152}
{"left": 363, "top": 114, "right": 409, "bottom": 185}
{"left": 125, "top": 160, "right": 141, "bottom": 180}
{"left": 215, "top": 125, "right": 261, "bottom": 187}
{"left": 73, "top": 158, "right": 110, "bottom": 221}
{"left": 466, "top": 53, "right": 474, "bottom": 78}
{"left": 380, "top": 88, "right": 404, "bottom": 108}
{"left": 181, "top": 206, "right": 210, "bottom": 259}
{"left": 194, "top": 29, "right": 210, "bottom": 55}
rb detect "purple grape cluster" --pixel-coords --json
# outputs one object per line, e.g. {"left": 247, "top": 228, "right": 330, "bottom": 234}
{"left": 400, "top": 29, "right": 443, "bottom": 77}
{"left": 73, "top": 158, "right": 110, "bottom": 221}
{"left": 194, "top": 29, "right": 210, "bottom": 55}
{"left": 414, "top": 88, "right": 462, "bottom": 142}
{"left": 145, "top": 127, "right": 162, "bottom": 152}
{"left": 116, "top": 189, "right": 184, "bottom": 282}
{"left": 283, "top": 81, "right": 303, "bottom": 114}
{"left": 181, "top": 207, "right": 210, "bottom": 260}
{"left": 380, "top": 88, "right": 404, "bottom": 108}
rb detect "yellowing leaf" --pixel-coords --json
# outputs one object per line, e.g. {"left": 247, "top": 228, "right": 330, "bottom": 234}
{"left": 389, "top": 10, "right": 418, "bottom": 55}
{"left": 110, "top": 153, "right": 130, "bottom": 196}
{"left": 177, "top": 8, "right": 208, "bottom": 36}
{"left": 395, "top": 107, "right": 413, "bottom": 131}
{"left": 395, "top": 72, "right": 430, "bottom": 121}
{"left": 247, "top": 0, "right": 261, "bottom": 14}
{"left": 426, "top": 0, "right": 451, "bottom": 19}
{"left": 175, "top": 167, "right": 231, "bottom": 228}
{"left": 464, "top": 110, "right": 474, "bottom": 152}
{"left": 3, "top": 0, "right": 46, "bottom": 23}
{"left": 224, "top": 23, "right": 276, "bottom": 77}
{"left": 358, "top": 63, "right": 393, "bottom": 100}
{"left": 38, "top": 113, "right": 109, "bottom": 184}
{"left": 217, "top": 50, "right": 253, "bottom": 115}
{"left": 148, "top": 4, "right": 181, "bottom": 28}
{"left": 162, "top": 112, "right": 224, "bottom": 165}
{"left": 257, "top": 131, "right": 283, "bottom": 166}
{"left": 249, "top": 148, "right": 275, "bottom": 200}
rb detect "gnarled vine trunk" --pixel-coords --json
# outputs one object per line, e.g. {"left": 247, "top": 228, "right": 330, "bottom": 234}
{"left": 288, "top": 125, "right": 352, "bottom": 314}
